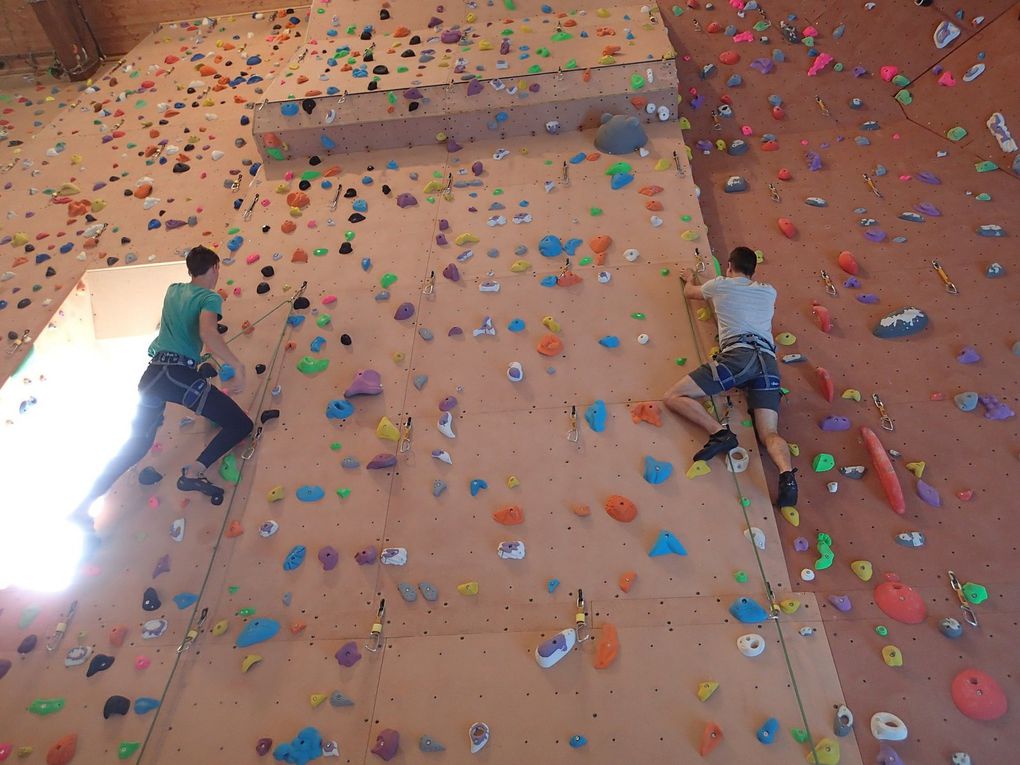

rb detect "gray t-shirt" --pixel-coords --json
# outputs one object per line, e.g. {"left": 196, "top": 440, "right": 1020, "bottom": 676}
{"left": 700, "top": 276, "right": 777, "bottom": 349}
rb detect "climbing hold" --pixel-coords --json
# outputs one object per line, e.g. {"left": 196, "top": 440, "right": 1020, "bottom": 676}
{"left": 828, "top": 595, "right": 853, "bottom": 612}
{"left": 951, "top": 669, "right": 1008, "bottom": 720}
{"left": 283, "top": 545, "right": 307, "bottom": 571}
{"left": 497, "top": 541, "right": 526, "bottom": 560}
{"left": 757, "top": 718, "right": 779, "bottom": 745}
{"left": 584, "top": 400, "right": 607, "bottom": 432}
{"left": 104, "top": 696, "right": 131, "bottom": 718}
{"left": 87, "top": 653, "right": 115, "bottom": 677}
{"left": 469, "top": 723, "right": 490, "bottom": 754}
{"left": 805, "top": 738, "right": 840, "bottom": 765}
{"left": 648, "top": 530, "right": 686, "bottom": 557}
{"left": 871, "top": 712, "right": 908, "bottom": 741}
{"left": 697, "top": 681, "right": 719, "bottom": 702}
{"left": 812, "top": 454, "right": 835, "bottom": 472}
{"left": 492, "top": 505, "right": 524, "bottom": 525}
{"left": 729, "top": 597, "right": 769, "bottom": 623}
{"left": 916, "top": 479, "right": 942, "bottom": 507}
{"left": 376, "top": 417, "right": 400, "bottom": 441}
{"left": 861, "top": 427, "right": 906, "bottom": 514}
{"left": 873, "top": 307, "right": 929, "bottom": 339}
{"left": 236, "top": 618, "right": 280, "bottom": 648}
{"left": 345, "top": 369, "right": 383, "bottom": 397}
{"left": 851, "top": 561, "right": 873, "bottom": 581}
{"left": 686, "top": 460, "right": 711, "bottom": 478}
{"left": 643, "top": 456, "right": 673, "bottom": 484}
{"left": 618, "top": 571, "right": 637, "bottom": 592}
{"left": 737, "top": 634, "right": 765, "bottom": 657}
{"left": 699, "top": 723, "right": 723, "bottom": 756}
{"left": 895, "top": 531, "right": 926, "bottom": 548}
{"left": 457, "top": 581, "right": 479, "bottom": 596}
{"left": 874, "top": 581, "right": 927, "bottom": 624}
{"left": 535, "top": 628, "right": 576, "bottom": 668}
{"left": 777, "top": 218, "right": 797, "bottom": 238}
{"left": 419, "top": 736, "right": 445, "bottom": 753}
{"left": 335, "top": 642, "right": 362, "bottom": 668}
{"left": 371, "top": 729, "right": 399, "bottom": 761}
{"left": 605, "top": 495, "right": 637, "bottom": 522}
{"left": 45, "top": 734, "right": 77, "bottom": 765}
{"left": 816, "top": 367, "right": 834, "bottom": 401}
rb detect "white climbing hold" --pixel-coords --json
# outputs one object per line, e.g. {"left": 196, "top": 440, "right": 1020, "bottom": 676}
{"left": 380, "top": 547, "right": 408, "bottom": 566}
{"left": 737, "top": 634, "right": 766, "bottom": 657}
{"left": 534, "top": 628, "right": 576, "bottom": 669}
{"left": 170, "top": 518, "right": 185, "bottom": 542}
{"left": 801, "top": 568, "right": 816, "bottom": 582}
{"left": 432, "top": 449, "right": 453, "bottom": 465}
{"left": 438, "top": 412, "right": 456, "bottom": 438}
{"left": 870, "top": 712, "right": 908, "bottom": 741}
{"left": 497, "top": 540, "right": 525, "bottom": 560}
{"left": 469, "top": 722, "right": 491, "bottom": 754}
{"left": 744, "top": 527, "right": 766, "bottom": 550}
{"left": 726, "top": 447, "right": 749, "bottom": 473}
{"left": 507, "top": 361, "right": 524, "bottom": 382}
{"left": 623, "top": 248, "right": 640, "bottom": 262}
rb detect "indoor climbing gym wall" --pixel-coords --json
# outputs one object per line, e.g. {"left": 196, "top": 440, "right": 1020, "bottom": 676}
{"left": 0, "top": 1, "right": 1015, "bottom": 764}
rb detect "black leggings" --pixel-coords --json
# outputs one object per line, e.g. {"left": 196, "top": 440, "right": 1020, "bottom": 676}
{"left": 84, "top": 363, "right": 253, "bottom": 502}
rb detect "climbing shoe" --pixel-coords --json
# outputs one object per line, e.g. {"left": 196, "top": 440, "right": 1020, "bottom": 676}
{"left": 777, "top": 468, "right": 799, "bottom": 508}
{"left": 693, "top": 427, "right": 738, "bottom": 462}
{"left": 177, "top": 469, "right": 226, "bottom": 505}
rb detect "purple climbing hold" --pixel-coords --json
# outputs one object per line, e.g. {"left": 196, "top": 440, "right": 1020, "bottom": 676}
{"left": 256, "top": 738, "right": 273, "bottom": 756}
{"left": 805, "top": 152, "right": 822, "bottom": 171}
{"left": 427, "top": 16, "right": 443, "bottom": 27}
{"left": 793, "top": 537, "right": 810, "bottom": 552}
{"left": 318, "top": 546, "right": 339, "bottom": 571}
{"left": 367, "top": 453, "right": 397, "bottom": 470}
{"left": 828, "top": 594, "right": 853, "bottom": 612}
{"left": 0, "top": 658, "right": 11, "bottom": 679}
{"left": 442, "top": 263, "right": 460, "bottom": 281}
{"left": 844, "top": 276, "right": 860, "bottom": 288}
{"left": 857, "top": 294, "right": 879, "bottom": 304}
{"left": 957, "top": 346, "right": 981, "bottom": 364}
{"left": 396, "top": 193, "right": 417, "bottom": 208}
{"left": 852, "top": 66, "right": 867, "bottom": 77}
{"left": 472, "top": 161, "right": 484, "bottom": 176}
{"left": 403, "top": 88, "right": 423, "bottom": 100}
{"left": 355, "top": 546, "right": 378, "bottom": 565}
{"left": 372, "top": 729, "right": 400, "bottom": 761}
{"left": 336, "top": 641, "right": 362, "bottom": 667}
{"left": 446, "top": 137, "right": 462, "bottom": 153}
{"left": 916, "top": 172, "right": 941, "bottom": 185}
{"left": 345, "top": 369, "right": 383, "bottom": 397}
{"left": 448, "top": 326, "right": 463, "bottom": 336}
{"left": 440, "top": 29, "right": 461, "bottom": 44}
{"left": 820, "top": 416, "right": 851, "bottom": 431}
{"left": 436, "top": 233, "right": 448, "bottom": 246}
{"left": 466, "top": 79, "right": 484, "bottom": 96}
{"left": 914, "top": 202, "right": 941, "bottom": 217}
{"left": 864, "top": 229, "right": 887, "bottom": 242}
{"left": 17, "top": 635, "right": 37, "bottom": 654}
{"left": 394, "top": 302, "right": 415, "bottom": 320}
{"left": 750, "top": 58, "right": 775, "bottom": 74}
{"left": 877, "top": 743, "right": 906, "bottom": 765}
{"left": 438, "top": 396, "right": 458, "bottom": 412}
{"left": 978, "top": 394, "right": 1015, "bottom": 421}
{"left": 438, "top": 218, "right": 450, "bottom": 231}
{"left": 916, "top": 479, "right": 942, "bottom": 508}
{"left": 152, "top": 554, "right": 171, "bottom": 578}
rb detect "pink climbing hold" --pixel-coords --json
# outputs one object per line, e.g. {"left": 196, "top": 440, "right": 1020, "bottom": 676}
{"left": 807, "top": 53, "right": 834, "bottom": 77}
{"left": 937, "top": 71, "right": 956, "bottom": 87}
{"left": 732, "top": 30, "right": 754, "bottom": 43}
{"left": 777, "top": 218, "right": 797, "bottom": 239}
{"left": 880, "top": 65, "right": 899, "bottom": 82}
{"left": 345, "top": 369, "right": 383, "bottom": 397}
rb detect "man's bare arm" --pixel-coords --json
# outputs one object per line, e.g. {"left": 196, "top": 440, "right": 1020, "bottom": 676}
{"left": 679, "top": 267, "right": 704, "bottom": 301}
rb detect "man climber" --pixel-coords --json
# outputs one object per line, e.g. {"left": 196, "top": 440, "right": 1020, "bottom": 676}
{"left": 72, "top": 245, "right": 254, "bottom": 537}
{"left": 664, "top": 246, "right": 798, "bottom": 509}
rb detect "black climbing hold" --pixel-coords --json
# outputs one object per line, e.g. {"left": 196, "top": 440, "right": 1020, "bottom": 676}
{"left": 120, "top": 236, "right": 131, "bottom": 245}
{"left": 340, "top": 334, "right": 352, "bottom": 346}
{"left": 367, "top": 81, "right": 378, "bottom": 91}
{"left": 0, "top": 658, "right": 11, "bottom": 679}
{"left": 6, "top": 331, "right": 18, "bottom": 341}
{"left": 348, "top": 213, "right": 366, "bottom": 223}
{"left": 339, "top": 242, "right": 353, "bottom": 254}
{"left": 172, "top": 163, "right": 190, "bottom": 173}
{"left": 360, "top": 30, "right": 372, "bottom": 40}
{"left": 123, "top": 189, "right": 134, "bottom": 196}
{"left": 103, "top": 695, "right": 131, "bottom": 718}
{"left": 364, "top": 50, "right": 374, "bottom": 63}
{"left": 85, "top": 213, "right": 98, "bottom": 222}
{"left": 260, "top": 409, "right": 280, "bottom": 424}
{"left": 302, "top": 98, "right": 316, "bottom": 114}
{"left": 217, "top": 323, "right": 228, "bottom": 334}
{"left": 255, "top": 363, "right": 267, "bottom": 375}
{"left": 261, "top": 224, "right": 271, "bottom": 233}
{"left": 379, "top": 8, "right": 390, "bottom": 19}
{"left": 45, "top": 267, "right": 55, "bottom": 277}
{"left": 16, "top": 298, "right": 31, "bottom": 309}
{"left": 17, "top": 635, "right": 38, "bottom": 654}
{"left": 138, "top": 467, "right": 163, "bottom": 485}
{"left": 256, "top": 282, "right": 270, "bottom": 294}
{"left": 410, "top": 35, "right": 421, "bottom": 44}
{"left": 344, "top": 187, "right": 357, "bottom": 198}
{"left": 408, "top": 101, "right": 420, "bottom": 112}
{"left": 381, "top": 184, "right": 392, "bottom": 195}
{"left": 260, "top": 266, "right": 275, "bottom": 277}
{"left": 106, "top": 257, "right": 118, "bottom": 267}
{"left": 142, "top": 587, "right": 161, "bottom": 611}
{"left": 372, "top": 65, "right": 389, "bottom": 75}
{"left": 293, "top": 296, "right": 310, "bottom": 310}
{"left": 308, "top": 155, "right": 321, "bottom": 166}
{"left": 198, "top": 362, "right": 218, "bottom": 379}
{"left": 86, "top": 654, "right": 115, "bottom": 678}
{"left": 401, "top": 49, "right": 416, "bottom": 58}
{"left": 298, "top": 179, "right": 311, "bottom": 191}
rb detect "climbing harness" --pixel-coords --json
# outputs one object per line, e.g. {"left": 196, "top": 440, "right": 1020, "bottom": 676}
{"left": 948, "top": 571, "right": 979, "bottom": 628}
{"left": 819, "top": 270, "right": 838, "bottom": 296}
{"left": 863, "top": 173, "right": 882, "bottom": 198}
{"left": 177, "top": 607, "right": 208, "bottom": 652}
{"left": 144, "top": 352, "right": 213, "bottom": 415}
{"left": 365, "top": 600, "right": 386, "bottom": 652}
{"left": 45, "top": 600, "right": 77, "bottom": 652}
{"left": 931, "top": 260, "right": 958, "bottom": 294}
{"left": 574, "top": 590, "right": 592, "bottom": 642}
{"left": 398, "top": 417, "right": 413, "bottom": 453}
{"left": 872, "top": 393, "right": 895, "bottom": 431}
{"left": 566, "top": 405, "right": 579, "bottom": 443}
{"left": 716, "top": 333, "right": 781, "bottom": 393}
{"left": 243, "top": 192, "right": 260, "bottom": 221}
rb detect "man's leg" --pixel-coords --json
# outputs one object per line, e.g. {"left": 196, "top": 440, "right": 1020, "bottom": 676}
{"left": 189, "top": 385, "right": 254, "bottom": 474}
{"left": 751, "top": 408, "right": 798, "bottom": 506}
{"left": 663, "top": 374, "right": 738, "bottom": 460}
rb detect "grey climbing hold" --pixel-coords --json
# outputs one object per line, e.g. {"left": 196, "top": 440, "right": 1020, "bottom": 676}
{"left": 939, "top": 617, "right": 963, "bottom": 639}
{"left": 954, "top": 392, "right": 978, "bottom": 412}
{"left": 976, "top": 224, "right": 1006, "bottom": 237}
{"left": 413, "top": 375, "right": 428, "bottom": 391}
{"left": 419, "top": 582, "right": 438, "bottom": 601}
{"left": 805, "top": 197, "right": 828, "bottom": 207}
{"left": 330, "top": 690, "right": 355, "bottom": 707}
{"left": 724, "top": 176, "right": 748, "bottom": 192}
{"left": 833, "top": 704, "right": 854, "bottom": 737}
{"left": 594, "top": 113, "right": 648, "bottom": 155}
{"left": 419, "top": 328, "right": 434, "bottom": 341}
{"left": 895, "top": 531, "right": 925, "bottom": 548}
{"left": 872, "top": 307, "right": 928, "bottom": 339}
{"left": 839, "top": 465, "right": 867, "bottom": 479}
{"left": 432, "top": 479, "right": 447, "bottom": 497}
{"left": 397, "top": 583, "right": 418, "bottom": 602}
{"left": 985, "top": 262, "right": 1005, "bottom": 278}
{"left": 342, "top": 456, "right": 361, "bottom": 469}
{"left": 419, "top": 736, "right": 446, "bottom": 753}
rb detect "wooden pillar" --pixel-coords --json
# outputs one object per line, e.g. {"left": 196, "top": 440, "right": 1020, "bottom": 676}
{"left": 26, "top": 0, "right": 101, "bottom": 80}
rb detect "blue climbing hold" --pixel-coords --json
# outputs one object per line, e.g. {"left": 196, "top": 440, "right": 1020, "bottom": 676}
{"left": 508, "top": 318, "right": 526, "bottom": 332}
{"left": 310, "top": 336, "right": 325, "bottom": 353}
{"left": 273, "top": 726, "right": 323, "bottom": 765}
{"left": 470, "top": 479, "right": 489, "bottom": 497}
{"left": 540, "top": 275, "right": 558, "bottom": 287}
{"left": 643, "top": 456, "right": 673, "bottom": 484}
{"left": 757, "top": 717, "right": 779, "bottom": 744}
{"left": 361, "top": 257, "right": 372, "bottom": 271}
{"left": 326, "top": 399, "right": 354, "bottom": 420}
{"left": 648, "top": 530, "right": 687, "bottom": 557}
{"left": 134, "top": 697, "right": 160, "bottom": 715}
{"left": 563, "top": 238, "right": 582, "bottom": 256}
{"left": 147, "top": 219, "right": 161, "bottom": 230}
{"left": 173, "top": 592, "right": 198, "bottom": 609}
{"left": 539, "top": 235, "right": 563, "bottom": 257}
{"left": 584, "top": 400, "right": 607, "bottom": 432}
{"left": 226, "top": 235, "right": 244, "bottom": 252}
{"left": 568, "top": 152, "right": 587, "bottom": 164}
{"left": 281, "top": 102, "right": 299, "bottom": 117}
{"left": 727, "top": 74, "right": 743, "bottom": 87}
{"left": 283, "top": 545, "right": 307, "bottom": 570}
{"left": 599, "top": 336, "right": 621, "bottom": 348}
{"left": 236, "top": 618, "right": 281, "bottom": 648}
{"left": 296, "top": 486, "right": 325, "bottom": 502}
{"left": 569, "top": 735, "right": 588, "bottom": 748}
{"left": 287, "top": 315, "right": 306, "bottom": 327}
{"left": 353, "top": 199, "right": 367, "bottom": 212}
{"left": 547, "top": 578, "right": 560, "bottom": 594}
{"left": 610, "top": 173, "right": 634, "bottom": 190}
{"left": 728, "top": 597, "right": 770, "bottom": 623}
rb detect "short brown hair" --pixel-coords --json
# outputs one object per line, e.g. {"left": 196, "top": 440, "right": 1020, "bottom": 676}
{"left": 186, "top": 245, "right": 219, "bottom": 276}
{"left": 728, "top": 246, "right": 757, "bottom": 277}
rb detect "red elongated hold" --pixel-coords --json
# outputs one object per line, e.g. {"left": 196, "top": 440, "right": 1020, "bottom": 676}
{"left": 812, "top": 303, "right": 832, "bottom": 333}
{"left": 46, "top": 734, "right": 77, "bottom": 765}
{"left": 816, "top": 367, "right": 834, "bottom": 402}
{"left": 861, "top": 427, "right": 905, "bottom": 514}
{"left": 771, "top": 105, "right": 785, "bottom": 120}
{"left": 837, "top": 250, "right": 858, "bottom": 275}
{"left": 777, "top": 217, "right": 797, "bottom": 239}
{"left": 699, "top": 722, "right": 723, "bottom": 756}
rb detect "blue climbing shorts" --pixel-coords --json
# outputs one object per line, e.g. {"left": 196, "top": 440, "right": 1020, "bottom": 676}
{"left": 689, "top": 346, "right": 782, "bottom": 412}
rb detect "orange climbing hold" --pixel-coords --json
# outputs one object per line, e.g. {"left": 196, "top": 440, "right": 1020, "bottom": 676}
{"left": 630, "top": 401, "right": 662, "bottom": 426}
{"left": 393, "top": 25, "right": 410, "bottom": 37}
{"left": 537, "top": 334, "right": 564, "bottom": 356}
{"left": 630, "top": 96, "right": 647, "bottom": 110}
{"left": 777, "top": 218, "right": 797, "bottom": 239}
{"left": 719, "top": 50, "right": 740, "bottom": 65}
{"left": 645, "top": 200, "right": 663, "bottom": 211}
{"left": 225, "top": 520, "right": 244, "bottom": 538}
{"left": 291, "top": 248, "right": 308, "bottom": 263}
{"left": 557, "top": 270, "right": 582, "bottom": 287}
{"left": 281, "top": 220, "right": 297, "bottom": 234}
{"left": 133, "top": 183, "right": 153, "bottom": 199}
{"left": 816, "top": 367, "right": 834, "bottom": 402}
{"left": 198, "top": 64, "right": 217, "bottom": 77}
{"left": 289, "top": 622, "right": 307, "bottom": 635}
{"left": 109, "top": 625, "right": 128, "bottom": 647}
{"left": 593, "top": 623, "right": 619, "bottom": 669}
{"left": 492, "top": 505, "right": 524, "bottom": 525}
{"left": 46, "top": 734, "right": 77, "bottom": 765}
{"left": 812, "top": 303, "right": 832, "bottom": 333}
{"left": 638, "top": 185, "right": 664, "bottom": 196}
{"left": 263, "top": 132, "right": 283, "bottom": 148}
{"left": 837, "top": 250, "right": 858, "bottom": 275}
{"left": 571, "top": 503, "right": 591, "bottom": 517}
{"left": 286, "top": 191, "right": 310, "bottom": 209}
{"left": 619, "top": 571, "right": 637, "bottom": 592}
{"left": 699, "top": 722, "right": 723, "bottom": 756}
{"left": 604, "top": 494, "right": 637, "bottom": 523}
{"left": 589, "top": 235, "right": 612, "bottom": 254}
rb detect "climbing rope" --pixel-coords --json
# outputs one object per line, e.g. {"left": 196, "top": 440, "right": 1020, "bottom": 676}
{"left": 133, "top": 289, "right": 301, "bottom": 764}
{"left": 677, "top": 267, "right": 820, "bottom": 760}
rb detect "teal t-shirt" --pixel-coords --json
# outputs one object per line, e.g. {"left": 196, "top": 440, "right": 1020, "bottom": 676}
{"left": 148, "top": 283, "right": 223, "bottom": 362}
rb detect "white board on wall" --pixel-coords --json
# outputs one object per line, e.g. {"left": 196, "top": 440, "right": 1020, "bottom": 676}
{"left": 84, "top": 261, "right": 189, "bottom": 340}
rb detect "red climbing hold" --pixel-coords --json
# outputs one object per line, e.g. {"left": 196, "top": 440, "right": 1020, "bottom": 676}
{"left": 812, "top": 303, "right": 832, "bottom": 333}
{"left": 816, "top": 367, "right": 834, "bottom": 402}
{"left": 874, "top": 581, "right": 927, "bottom": 624}
{"left": 777, "top": 168, "right": 792, "bottom": 181}
{"left": 951, "top": 668, "right": 1008, "bottom": 721}
{"left": 771, "top": 106, "right": 785, "bottom": 120}
{"left": 718, "top": 50, "right": 740, "bottom": 65}
{"left": 861, "top": 427, "right": 905, "bottom": 514}
{"left": 699, "top": 722, "right": 723, "bottom": 755}
{"left": 777, "top": 218, "right": 797, "bottom": 239}
{"left": 837, "top": 250, "right": 858, "bottom": 275}
{"left": 46, "top": 734, "right": 77, "bottom": 765}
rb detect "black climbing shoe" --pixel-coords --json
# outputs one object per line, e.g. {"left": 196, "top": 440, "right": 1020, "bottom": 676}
{"left": 177, "top": 469, "right": 225, "bottom": 506}
{"left": 693, "top": 427, "right": 739, "bottom": 462}
{"left": 777, "top": 469, "right": 799, "bottom": 508}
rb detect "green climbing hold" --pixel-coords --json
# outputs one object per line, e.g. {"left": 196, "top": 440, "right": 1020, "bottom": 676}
{"left": 387, "top": 92, "right": 397, "bottom": 104}
{"left": 976, "top": 193, "right": 992, "bottom": 201}
{"left": 219, "top": 453, "right": 241, "bottom": 485}
{"left": 812, "top": 454, "right": 835, "bottom": 472}
{"left": 631, "top": 312, "right": 646, "bottom": 320}
{"left": 236, "top": 606, "right": 255, "bottom": 616}
{"left": 227, "top": 227, "right": 241, "bottom": 235}
{"left": 528, "top": 64, "right": 542, "bottom": 74}
{"left": 28, "top": 698, "right": 65, "bottom": 716}
{"left": 741, "top": 419, "right": 753, "bottom": 428}
{"left": 503, "top": 0, "right": 516, "bottom": 9}
{"left": 630, "top": 73, "right": 646, "bottom": 90}
{"left": 975, "top": 160, "right": 998, "bottom": 173}
{"left": 780, "top": 387, "right": 790, "bottom": 395}
{"left": 330, "top": 442, "right": 343, "bottom": 451}
{"left": 381, "top": 273, "right": 398, "bottom": 288}
{"left": 228, "top": 586, "right": 240, "bottom": 594}
{"left": 753, "top": 20, "right": 769, "bottom": 31}
{"left": 18, "top": 606, "right": 40, "bottom": 628}
{"left": 740, "top": 497, "right": 751, "bottom": 507}
{"left": 300, "top": 171, "right": 321, "bottom": 181}
{"left": 493, "top": 188, "right": 504, "bottom": 196}
{"left": 672, "top": 4, "right": 683, "bottom": 15}
{"left": 801, "top": 36, "right": 815, "bottom": 47}
{"left": 734, "top": 571, "right": 748, "bottom": 583}
{"left": 312, "top": 247, "right": 328, "bottom": 257}
{"left": 875, "top": 625, "right": 889, "bottom": 636}
{"left": 791, "top": 728, "right": 810, "bottom": 743}
{"left": 267, "top": 147, "right": 285, "bottom": 161}
{"left": 946, "top": 126, "right": 968, "bottom": 142}
{"left": 396, "top": 66, "right": 408, "bottom": 73}
{"left": 536, "top": 47, "right": 550, "bottom": 57}
{"left": 894, "top": 89, "right": 912, "bottom": 106}
{"left": 962, "top": 582, "right": 988, "bottom": 604}
{"left": 891, "top": 74, "right": 911, "bottom": 87}
{"left": 316, "top": 314, "right": 332, "bottom": 328}
{"left": 660, "top": 268, "right": 670, "bottom": 276}
{"left": 118, "top": 742, "right": 141, "bottom": 760}
{"left": 605, "top": 161, "right": 633, "bottom": 176}
{"left": 563, "top": 58, "right": 578, "bottom": 70}
{"left": 551, "top": 31, "right": 572, "bottom": 41}
{"left": 297, "top": 356, "right": 330, "bottom": 375}
{"left": 337, "top": 488, "right": 352, "bottom": 499}
{"left": 833, "top": 63, "right": 844, "bottom": 72}
{"left": 675, "top": 357, "right": 687, "bottom": 366}
{"left": 681, "top": 214, "right": 692, "bottom": 222}
{"left": 590, "top": 207, "right": 603, "bottom": 216}
{"left": 579, "top": 256, "right": 593, "bottom": 266}
{"left": 344, "top": 231, "right": 355, "bottom": 241}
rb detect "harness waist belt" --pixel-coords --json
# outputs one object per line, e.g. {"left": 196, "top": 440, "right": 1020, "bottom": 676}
{"left": 720, "top": 333, "right": 777, "bottom": 356}
{"left": 150, "top": 350, "right": 198, "bottom": 368}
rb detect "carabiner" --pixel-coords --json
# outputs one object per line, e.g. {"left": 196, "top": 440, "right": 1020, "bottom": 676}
{"left": 398, "top": 417, "right": 413, "bottom": 453}
{"left": 820, "top": 270, "right": 838, "bottom": 296}
{"left": 567, "top": 405, "right": 579, "bottom": 443}
{"left": 575, "top": 589, "right": 592, "bottom": 642}
{"left": 931, "top": 260, "right": 958, "bottom": 294}
{"left": 872, "top": 393, "right": 894, "bottom": 431}
{"left": 365, "top": 600, "right": 386, "bottom": 652}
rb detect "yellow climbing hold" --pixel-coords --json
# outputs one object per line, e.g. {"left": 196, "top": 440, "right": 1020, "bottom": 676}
{"left": 466, "top": 12, "right": 477, "bottom": 22}
{"left": 596, "top": 7, "right": 611, "bottom": 17}
{"left": 435, "top": 131, "right": 447, "bottom": 143}
{"left": 56, "top": 182, "right": 80, "bottom": 195}
{"left": 679, "top": 116, "right": 692, "bottom": 130}
{"left": 680, "top": 229, "right": 701, "bottom": 241}
{"left": 506, "top": 475, "right": 520, "bottom": 489}
{"left": 776, "top": 332, "right": 797, "bottom": 346}
{"left": 696, "top": 681, "right": 719, "bottom": 702}
{"left": 841, "top": 389, "right": 862, "bottom": 401}
{"left": 882, "top": 645, "right": 903, "bottom": 667}
{"left": 241, "top": 654, "right": 263, "bottom": 673}
{"left": 510, "top": 259, "right": 531, "bottom": 273}
{"left": 289, "top": 206, "right": 303, "bottom": 218}
{"left": 598, "top": 55, "right": 616, "bottom": 65}
{"left": 806, "top": 737, "right": 841, "bottom": 765}
{"left": 376, "top": 416, "right": 400, "bottom": 442}
{"left": 274, "top": 182, "right": 290, "bottom": 194}
{"left": 696, "top": 307, "right": 713, "bottom": 321}
{"left": 12, "top": 232, "right": 28, "bottom": 247}
{"left": 478, "top": 39, "right": 493, "bottom": 51}
{"left": 267, "top": 485, "right": 285, "bottom": 502}
{"left": 780, "top": 506, "right": 800, "bottom": 527}
{"left": 542, "top": 315, "right": 561, "bottom": 333}
{"left": 212, "top": 619, "right": 229, "bottom": 636}
{"left": 457, "top": 581, "right": 479, "bottom": 596}
{"left": 788, "top": 443, "right": 801, "bottom": 457}
{"left": 392, "top": 351, "right": 406, "bottom": 364}
{"left": 92, "top": 199, "right": 107, "bottom": 212}
{"left": 654, "top": 158, "right": 671, "bottom": 171}
{"left": 905, "top": 461, "right": 925, "bottom": 479}
{"left": 310, "top": 693, "right": 327, "bottom": 708}
{"left": 454, "top": 232, "right": 479, "bottom": 246}
{"left": 686, "top": 461, "right": 711, "bottom": 479}
{"left": 780, "top": 598, "right": 801, "bottom": 614}
{"left": 850, "top": 560, "right": 873, "bottom": 582}
{"left": 715, "top": 139, "right": 727, "bottom": 151}
{"left": 423, "top": 180, "right": 445, "bottom": 193}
